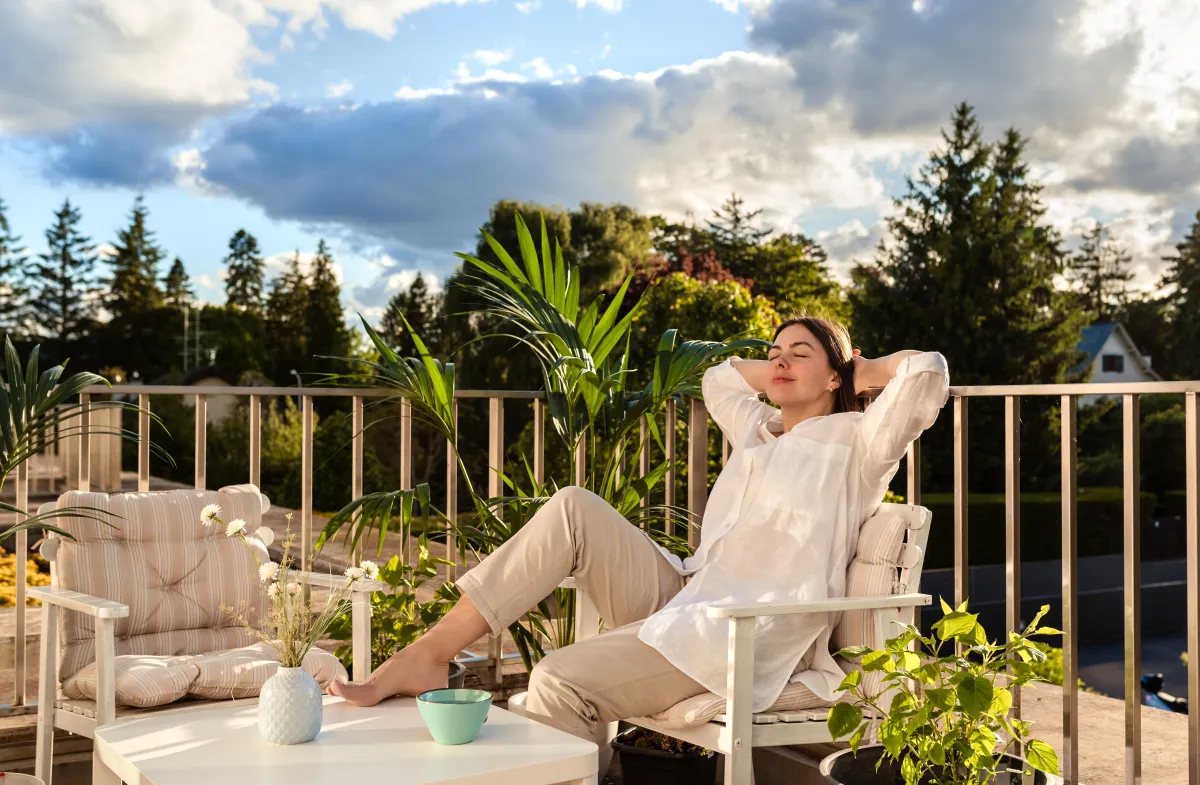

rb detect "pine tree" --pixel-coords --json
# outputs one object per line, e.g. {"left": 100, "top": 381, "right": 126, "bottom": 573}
{"left": 30, "top": 199, "right": 99, "bottom": 348}
{"left": 303, "top": 240, "right": 350, "bottom": 374}
{"left": 1163, "top": 210, "right": 1200, "bottom": 380}
{"left": 163, "top": 258, "right": 193, "bottom": 309}
{"left": 265, "top": 251, "right": 311, "bottom": 383}
{"left": 0, "top": 196, "right": 29, "bottom": 338}
{"left": 849, "top": 104, "right": 1087, "bottom": 490}
{"left": 706, "top": 193, "right": 772, "bottom": 250}
{"left": 1067, "top": 222, "right": 1134, "bottom": 322}
{"left": 107, "top": 195, "right": 164, "bottom": 319}
{"left": 223, "top": 229, "right": 265, "bottom": 313}
{"left": 380, "top": 273, "right": 443, "bottom": 357}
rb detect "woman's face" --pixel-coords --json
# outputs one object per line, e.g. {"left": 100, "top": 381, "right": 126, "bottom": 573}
{"left": 765, "top": 323, "right": 840, "bottom": 408}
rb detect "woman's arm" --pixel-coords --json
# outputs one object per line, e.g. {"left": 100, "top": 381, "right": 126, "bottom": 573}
{"left": 729, "top": 358, "right": 772, "bottom": 393}
{"left": 702, "top": 358, "right": 776, "bottom": 445}
{"left": 851, "top": 350, "right": 921, "bottom": 394}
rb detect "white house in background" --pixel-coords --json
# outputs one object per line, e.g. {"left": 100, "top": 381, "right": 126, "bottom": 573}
{"left": 1074, "top": 322, "right": 1162, "bottom": 405}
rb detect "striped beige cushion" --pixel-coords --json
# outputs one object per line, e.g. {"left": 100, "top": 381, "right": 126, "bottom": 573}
{"left": 648, "top": 679, "right": 838, "bottom": 729}
{"left": 61, "top": 644, "right": 349, "bottom": 707}
{"left": 52, "top": 485, "right": 270, "bottom": 680}
{"left": 832, "top": 509, "right": 909, "bottom": 695}
{"left": 189, "top": 643, "right": 348, "bottom": 700}
{"left": 62, "top": 654, "right": 199, "bottom": 708}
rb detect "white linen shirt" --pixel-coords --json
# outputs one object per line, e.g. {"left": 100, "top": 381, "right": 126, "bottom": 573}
{"left": 638, "top": 352, "right": 950, "bottom": 711}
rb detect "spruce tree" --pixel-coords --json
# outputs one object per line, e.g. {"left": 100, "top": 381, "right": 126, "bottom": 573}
{"left": 0, "top": 196, "right": 29, "bottom": 339}
{"left": 705, "top": 193, "right": 772, "bottom": 281}
{"left": 1163, "top": 210, "right": 1200, "bottom": 380}
{"left": 164, "top": 258, "right": 193, "bottom": 309}
{"left": 107, "top": 195, "right": 164, "bottom": 319}
{"left": 265, "top": 251, "right": 311, "bottom": 383}
{"left": 303, "top": 240, "right": 350, "bottom": 374}
{"left": 380, "top": 273, "right": 442, "bottom": 357}
{"left": 1067, "top": 222, "right": 1134, "bottom": 323}
{"left": 30, "top": 199, "right": 99, "bottom": 348}
{"left": 223, "top": 229, "right": 265, "bottom": 313}
{"left": 849, "top": 104, "right": 1087, "bottom": 490}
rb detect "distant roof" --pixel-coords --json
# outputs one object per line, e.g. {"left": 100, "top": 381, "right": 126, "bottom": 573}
{"left": 1076, "top": 322, "right": 1118, "bottom": 365}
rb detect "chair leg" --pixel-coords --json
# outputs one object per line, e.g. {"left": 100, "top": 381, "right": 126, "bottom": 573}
{"left": 92, "top": 748, "right": 121, "bottom": 785}
{"left": 595, "top": 721, "right": 617, "bottom": 779}
{"left": 35, "top": 601, "right": 59, "bottom": 785}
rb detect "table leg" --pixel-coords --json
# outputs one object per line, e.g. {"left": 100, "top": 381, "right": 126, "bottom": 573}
{"left": 566, "top": 777, "right": 597, "bottom": 785}
{"left": 93, "top": 748, "right": 122, "bottom": 785}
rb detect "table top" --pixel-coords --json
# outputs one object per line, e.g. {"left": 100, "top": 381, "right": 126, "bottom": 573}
{"left": 94, "top": 696, "right": 598, "bottom": 785}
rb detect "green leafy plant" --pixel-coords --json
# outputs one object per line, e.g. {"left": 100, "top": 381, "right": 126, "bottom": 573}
{"left": 326, "top": 536, "right": 457, "bottom": 671}
{"left": 827, "top": 600, "right": 1062, "bottom": 785}
{"left": 1, "top": 338, "right": 166, "bottom": 540}
{"left": 321, "top": 214, "right": 765, "bottom": 670}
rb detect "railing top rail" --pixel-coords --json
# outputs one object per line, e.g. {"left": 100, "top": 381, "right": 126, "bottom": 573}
{"left": 83, "top": 384, "right": 547, "bottom": 399}
{"left": 85, "top": 379, "right": 1200, "bottom": 400}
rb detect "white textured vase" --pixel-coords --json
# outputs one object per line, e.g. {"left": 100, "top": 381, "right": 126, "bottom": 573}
{"left": 258, "top": 667, "right": 322, "bottom": 745}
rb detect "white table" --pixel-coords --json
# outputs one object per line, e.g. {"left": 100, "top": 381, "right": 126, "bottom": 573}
{"left": 93, "top": 696, "right": 598, "bottom": 785}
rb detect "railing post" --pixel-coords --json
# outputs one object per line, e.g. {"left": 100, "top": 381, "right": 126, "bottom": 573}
{"left": 487, "top": 397, "right": 504, "bottom": 686}
{"left": 575, "top": 433, "right": 586, "bottom": 488}
{"left": 533, "top": 398, "right": 545, "bottom": 487}
{"left": 194, "top": 394, "right": 206, "bottom": 490}
{"left": 301, "top": 396, "right": 313, "bottom": 572}
{"left": 14, "top": 461, "right": 28, "bottom": 707}
{"left": 1123, "top": 393, "right": 1142, "bottom": 785}
{"left": 351, "top": 395, "right": 364, "bottom": 565}
{"left": 953, "top": 396, "right": 968, "bottom": 607}
{"left": 1186, "top": 391, "right": 1200, "bottom": 785}
{"left": 447, "top": 400, "right": 459, "bottom": 583}
{"left": 665, "top": 399, "right": 676, "bottom": 533}
{"left": 1005, "top": 395, "right": 1021, "bottom": 722}
{"left": 640, "top": 416, "right": 650, "bottom": 523}
{"left": 906, "top": 437, "right": 921, "bottom": 506}
{"left": 687, "top": 397, "right": 708, "bottom": 551}
{"left": 400, "top": 398, "right": 413, "bottom": 564}
{"left": 138, "top": 393, "right": 150, "bottom": 492}
{"left": 78, "top": 393, "right": 90, "bottom": 491}
{"left": 1061, "top": 394, "right": 1079, "bottom": 785}
{"left": 248, "top": 394, "right": 261, "bottom": 489}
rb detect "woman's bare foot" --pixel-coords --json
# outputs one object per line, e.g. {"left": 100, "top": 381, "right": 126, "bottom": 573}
{"left": 328, "top": 647, "right": 450, "bottom": 707}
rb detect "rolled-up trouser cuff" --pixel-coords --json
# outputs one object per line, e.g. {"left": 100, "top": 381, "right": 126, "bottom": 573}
{"left": 456, "top": 571, "right": 505, "bottom": 636}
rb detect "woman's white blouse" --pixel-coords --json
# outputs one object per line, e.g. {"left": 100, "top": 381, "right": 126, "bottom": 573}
{"left": 638, "top": 352, "right": 950, "bottom": 711}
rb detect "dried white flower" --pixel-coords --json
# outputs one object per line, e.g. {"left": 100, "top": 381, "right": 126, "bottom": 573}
{"left": 360, "top": 560, "right": 380, "bottom": 580}
{"left": 259, "top": 562, "right": 280, "bottom": 583}
{"left": 344, "top": 566, "right": 366, "bottom": 581}
{"left": 200, "top": 504, "right": 221, "bottom": 526}
{"left": 267, "top": 583, "right": 280, "bottom": 599}
{"left": 286, "top": 581, "right": 301, "bottom": 596}
{"left": 225, "top": 518, "right": 247, "bottom": 538}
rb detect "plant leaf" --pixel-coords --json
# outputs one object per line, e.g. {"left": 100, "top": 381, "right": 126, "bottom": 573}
{"left": 990, "top": 686, "right": 1013, "bottom": 715}
{"left": 827, "top": 702, "right": 863, "bottom": 740}
{"left": 1025, "top": 739, "right": 1060, "bottom": 774}
{"left": 956, "top": 675, "right": 993, "bottom": 717}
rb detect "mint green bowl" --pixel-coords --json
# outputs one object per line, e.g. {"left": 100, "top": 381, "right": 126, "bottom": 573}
{"left": 416, "top": 688, "right": 492, "bottom": 745}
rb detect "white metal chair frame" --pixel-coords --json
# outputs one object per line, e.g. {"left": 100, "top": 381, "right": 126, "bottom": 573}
{"left": 30, "top": 519, "right": 382, "bottom": 785}
{"left": 515, "top": 502, "right": 933, "bottom": 785}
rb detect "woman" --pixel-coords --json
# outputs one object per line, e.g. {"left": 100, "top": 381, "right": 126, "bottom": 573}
{"left": 330, "top": 315, "right": 949, "bottom": 747}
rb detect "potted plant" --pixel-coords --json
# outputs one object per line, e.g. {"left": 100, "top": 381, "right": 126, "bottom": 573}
{"left": 209, "top": 509, "right": 379, "bottom": 744}
{"left": 824, "top": 600, "right": 1063, "bottom": 785}
{"left": 611, "top": 726, "right": 717, "bottom": 785}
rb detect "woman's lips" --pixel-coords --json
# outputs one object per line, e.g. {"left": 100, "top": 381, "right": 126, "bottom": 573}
{"left": 772, "top": 376, "right": 793, "bottom": 384}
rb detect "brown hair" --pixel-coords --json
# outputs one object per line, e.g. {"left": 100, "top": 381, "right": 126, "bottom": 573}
{"left": 772, "top": 314, "right": 862, "bottom": 414}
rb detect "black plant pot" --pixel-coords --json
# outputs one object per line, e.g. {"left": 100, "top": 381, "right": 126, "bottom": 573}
{"left": 821, "top": 746, "right": 1063, "bottom": 785}
{"left": 611, "top": 728, "right": 717, "bottom": 785}
{"left": 448, "top": 661, "right": 467, "bottom": 689}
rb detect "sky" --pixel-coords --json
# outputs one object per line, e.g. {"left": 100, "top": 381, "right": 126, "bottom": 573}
{"left": 1, "top": 0, "right": 1198, "bottom": 324}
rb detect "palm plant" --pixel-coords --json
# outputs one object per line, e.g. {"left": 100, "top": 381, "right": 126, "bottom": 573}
{"left": 1, "top": 338, "right": 164, "bottom": 540}
{"left": 322, "top": 214, "right": 765, "bottom": 668}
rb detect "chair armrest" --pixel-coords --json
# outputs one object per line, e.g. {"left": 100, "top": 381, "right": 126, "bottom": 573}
{"left": 707, "top": 593, "right": 931, "bottom": 619}
{"left": 294, "top": 570, "right": 388, "bottom": 594}
{"left": 28, "top": 587, "right": 129, "bottom": 619}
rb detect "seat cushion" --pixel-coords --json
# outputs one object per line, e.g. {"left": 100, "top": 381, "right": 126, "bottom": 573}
{"left": 51, "top": 484, "right": 271, "bottom": 680}
{"left": 647, "top": 679, "right": 837, "bottom": 729}
{"left": 62, "top": 644, "right": 348, "bottom": 708}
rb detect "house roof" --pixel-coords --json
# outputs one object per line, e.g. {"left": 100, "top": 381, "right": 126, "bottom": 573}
{"left": 1072, "top": 321, "right": 1163, "bottom": 380}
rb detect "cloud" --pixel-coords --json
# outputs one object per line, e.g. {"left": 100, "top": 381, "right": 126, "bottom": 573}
{"left": 325, "top": 79, "right": 354, "bottom": 98}
{"left": 522, "top": 57, "right": 556, "bottom": 79}
{"left": 188, "top": 53, "right": 887, "bottom": 274}
{"left": 515, "top": 0, "right": 540, "bottom": 11}
{"left": 472, "top": 49, "right": 513, "bottom": 67}
{"left": 575, "top": 0, "right": 622, "bottom": 11}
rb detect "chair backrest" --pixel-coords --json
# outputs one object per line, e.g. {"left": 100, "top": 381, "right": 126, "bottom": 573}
{"left": 832, "top": 502, "right": 931, "bottom": 656}
{"left": 40, "top": 484, "right": 272, "bottom": 680}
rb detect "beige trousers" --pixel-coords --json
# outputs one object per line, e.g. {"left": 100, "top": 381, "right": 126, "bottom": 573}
{"left": 456, "top": 486, "right": 708, "bottom": 742}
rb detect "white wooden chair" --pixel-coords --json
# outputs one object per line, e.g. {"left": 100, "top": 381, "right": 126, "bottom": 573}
{"left": 29, "top": 484, "right": 381, "bottom": 785}
{"left": 511, "top": 501, "right": 932, "bottom": 785}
